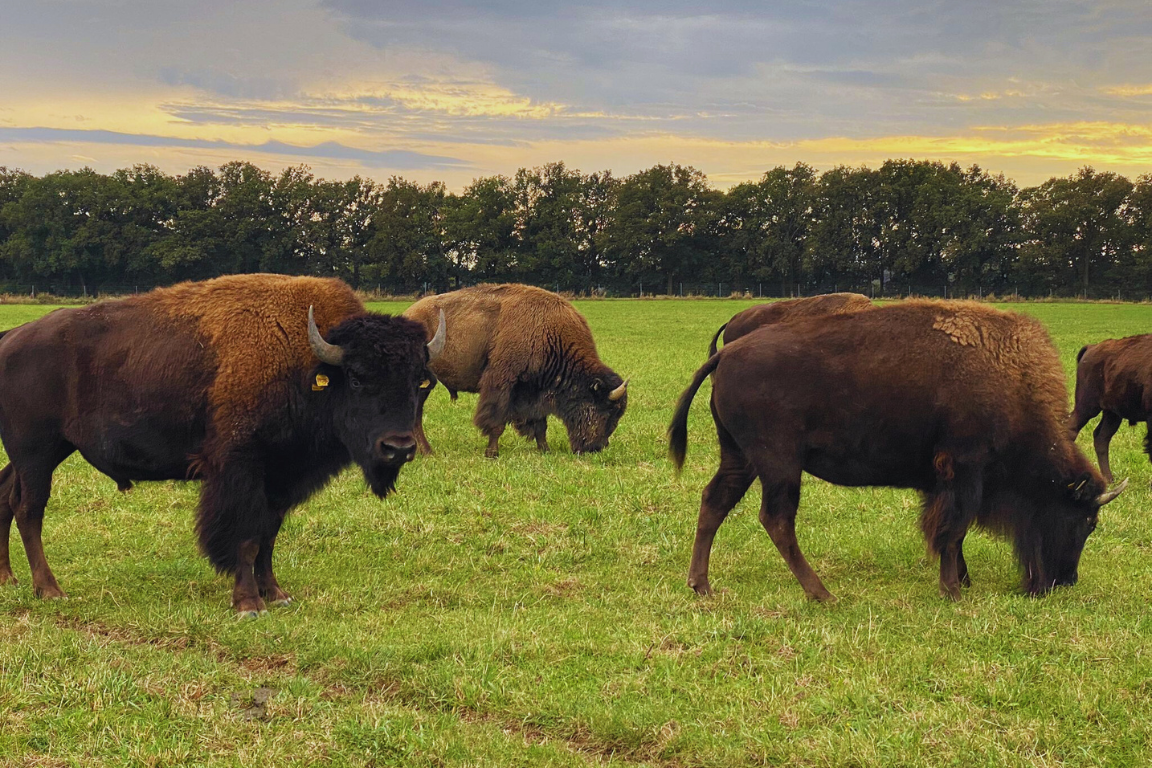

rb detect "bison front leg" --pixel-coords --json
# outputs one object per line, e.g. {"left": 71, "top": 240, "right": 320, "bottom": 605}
{"left": 254, "top": 511, "right": 291, "bottom": 606}
{"left": 688, "top": 460, "right": 755, "bottom": 595}
{"left": 197, "top": 460, "right": 274, "bottom": 616}
{"left": 758, "top": 479, "right": 835, "bottom": 602}
{"left": 232, "top": 539, "right": 266, "bottom": 617}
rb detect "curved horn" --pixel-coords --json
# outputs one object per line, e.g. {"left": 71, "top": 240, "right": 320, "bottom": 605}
{"left": 427, "top": 309, "right": 446, "bottom": 360}
{"left": 1096, "top": 477, "right": 1129, "bottom": 507}
{"left": 308, "top": 305, "right": 344, "bottom": 366}
{"left": 608, "top": 378, "right": 628, "bottom": 402}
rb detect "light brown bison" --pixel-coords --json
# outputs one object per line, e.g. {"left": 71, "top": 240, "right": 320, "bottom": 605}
{"left": 708, "top": 292, "right": 872, "bottom": 357}
{"left": 671, "top": 300, "right": 1127, "bottom": 601}
{"left": 1069, "top": 334, "right": 1152, "bottom": 482}
{"left": 0, "top": 274, "right": 444, "bottom": 616}
{"left": 404, "top": 284, "right": 627, "bottom": 458}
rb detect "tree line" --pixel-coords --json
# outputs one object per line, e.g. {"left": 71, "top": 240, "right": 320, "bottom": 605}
{"left": 0, "top": 159, "right": 1149, "bottom": 298}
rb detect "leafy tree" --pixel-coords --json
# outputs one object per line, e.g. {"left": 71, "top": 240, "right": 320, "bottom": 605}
{"left": 599, "top": 163, "right": 718, "bottom": 294}
{"left": 1017, "top": 167, "right": 1133, "bottom": 296}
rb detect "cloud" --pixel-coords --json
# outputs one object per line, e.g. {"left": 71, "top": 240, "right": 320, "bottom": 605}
{"left": 0, "top": 127, "right": 469, "bottom": 170}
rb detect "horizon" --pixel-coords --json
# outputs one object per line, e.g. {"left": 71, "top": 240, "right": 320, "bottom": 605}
{"left": 4, "top": 1, "right": 1152, "bottom": 191}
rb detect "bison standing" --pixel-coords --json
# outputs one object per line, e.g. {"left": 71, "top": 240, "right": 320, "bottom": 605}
{"left": 1068, "top": 335, "right": 1152, "bottom": 483}
{"left": 670, "top": 300, "right": 1127, "bottom": 601}
{"left": 708, "top": 292, "right": 872, "bottom": 357}
{"left": 0, "top": 274, "right": 444, "bottom": 615}
{"left": 404, "top": 284, "right": 627, "bottom": 458}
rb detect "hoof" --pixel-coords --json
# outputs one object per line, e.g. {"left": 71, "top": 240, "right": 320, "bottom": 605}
{"left": 0, "top": 569, "right": 17, "bottom": 587}
{"left": 940, "top": 585, "right": 963, "bottom": 602}
{"left": 688, "top": 579, "right": 713, "bottom": 596}
{"left": 269, "top": 597, "right": 293, "bottom": 607}
{"left": 33, "top": 584, "right": 67, "bottom": 600}
{"left": 236, "top": 609, "right": 267, "bottom": 620}
{"left": 484, "top": 450, "right": 499, "bottom": 459}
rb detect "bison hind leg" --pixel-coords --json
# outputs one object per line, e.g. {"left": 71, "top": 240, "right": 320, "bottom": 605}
{"left": 0, "top": 465, "right": 16, "bottom": 586}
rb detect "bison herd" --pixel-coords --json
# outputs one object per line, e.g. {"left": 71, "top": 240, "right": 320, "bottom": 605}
{"left": 0, "top": 275, "right": 1139, "bottom": 615}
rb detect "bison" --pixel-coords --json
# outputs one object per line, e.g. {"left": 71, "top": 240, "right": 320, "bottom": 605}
{"left": 707, "top": 292, "right": 872, "bottom": 357}
{"left": 670, "top": 300, "right": 1127, "bottom": 601}
{"left": 404, "top": 284, "right": 627, "bottom": 458}
{"left": 1069, "top": 334, "right": 1152, "bottom": 482}
{"left": 0, "top": 274, "right": 445, "bottom": 616}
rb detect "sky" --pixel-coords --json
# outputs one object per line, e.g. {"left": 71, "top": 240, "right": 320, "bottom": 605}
{"left": 4, "top": 0, "right": 1152, "bottom": 189}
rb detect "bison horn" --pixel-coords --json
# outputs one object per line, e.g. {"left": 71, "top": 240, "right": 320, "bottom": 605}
{"left": 308, "top": 305, "right": 345, "bottom": 366}
{"left": 1095, "top": 477, "right": 1129, "bottom": 507}
{"left": 427, "top": 309, "right": 446, "bottom": 360}
{"left": 608, "top": 378, "right": 628, "bottom": 402}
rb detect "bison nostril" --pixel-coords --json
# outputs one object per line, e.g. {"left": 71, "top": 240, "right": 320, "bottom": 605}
{"left": 377, "top": 434, "right": 417, "bottom": 462}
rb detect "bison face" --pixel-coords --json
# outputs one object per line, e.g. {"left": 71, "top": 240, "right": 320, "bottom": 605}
{"left": 311, "top": 310, "right": 442, "bottom": 497}
{"left": 1021, "top": 473, "right": 1126, "bottom": 595}
{"left": 556, "top": 373, "right": 628, "bottom": 454}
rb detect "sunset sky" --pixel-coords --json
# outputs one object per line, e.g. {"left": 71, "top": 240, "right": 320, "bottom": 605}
{"left": 4, "top": 0, "right": 1152, "bottom": 189}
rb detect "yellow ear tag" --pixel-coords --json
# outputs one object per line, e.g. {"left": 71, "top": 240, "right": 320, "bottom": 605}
{"left": 312, "top": 374, "right": 330, "bottom": 392}
{"left": 420, "top": 379, "right": 432, "bottom": 389}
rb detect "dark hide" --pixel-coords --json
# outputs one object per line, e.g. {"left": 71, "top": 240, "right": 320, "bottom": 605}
{"left": 1068, "top": 334, "right": 1152, "bottom": 482}
{"left": 0, "top": 285, "right": 434, "bottom": 615}
{"left": 671, "top": 301, "right": 1123, "bottom": 601}
{"left": 707, "top": 292, "right": 872, "bottom": 357}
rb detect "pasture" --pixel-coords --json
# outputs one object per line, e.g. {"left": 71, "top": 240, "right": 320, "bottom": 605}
{"left": 2, "top": 299, "right": 1152, "bottom": 767}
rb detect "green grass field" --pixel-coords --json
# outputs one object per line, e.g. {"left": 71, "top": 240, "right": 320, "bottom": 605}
{"left": 2, "top": 299, "right": 1152, "bottom": 767}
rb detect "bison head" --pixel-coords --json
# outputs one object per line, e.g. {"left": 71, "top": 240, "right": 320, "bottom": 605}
{"left": 1017, "top": 471, "right": 1127, "bottom": 595}
{"left": 554, "top": 370, "right": 628, "bottom": 454}
{"left": 309, "top": 307, "right": 444, "bottom": 497}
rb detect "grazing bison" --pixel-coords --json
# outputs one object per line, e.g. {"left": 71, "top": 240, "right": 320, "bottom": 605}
{"left": 0, "top": 274, "right": 445, "bottom": 616}
{"left": 1069, "top": 334, "right": 1152, "bottom": 482}
{"left": 404, "top": 284, "right": 627, "bottom": 458}
{"left": 670, "top": 300, "right": 1127, "bottom": 601}
{"left": 708, "top": 292, "right": 872, "bottom": 357}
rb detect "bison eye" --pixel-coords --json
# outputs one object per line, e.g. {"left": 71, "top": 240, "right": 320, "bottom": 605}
{"left": 348, "top": 375, "right": 363, "bottom": 390}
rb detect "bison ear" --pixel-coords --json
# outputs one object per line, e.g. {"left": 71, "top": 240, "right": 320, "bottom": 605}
{"left": 1065, "top": 472, "right": 1097, "bottom": 503}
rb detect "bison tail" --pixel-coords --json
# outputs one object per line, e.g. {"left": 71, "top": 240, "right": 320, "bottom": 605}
{"left": 668, "top": 353, "right": 722, "bottom": 475}
{"left": 1076, "top": 344, "right": 1089, "bottom": 363}
{"left": 707, "top": 323, "right": 728, "bottom": 358}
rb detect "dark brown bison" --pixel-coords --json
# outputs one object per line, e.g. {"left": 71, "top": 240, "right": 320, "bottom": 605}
{"left": 0, "top": 274, "right": 444, "bottom": 616}
{"left": 404, "top": 284, "right": 627, "bottom": 458}
{"left": 708, "top": 292, "right": 872, "bottom": 356}
{"left": 1069, "top": 334, "right": 1152, "bottom": 482}
{"left": 670, "top": 300, "right": 1127, "bottom": 601}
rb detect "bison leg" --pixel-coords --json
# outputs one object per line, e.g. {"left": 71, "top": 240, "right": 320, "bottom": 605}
{"left": 758, "top": 478, "right": 835, "bottom": 602}
{"left": 515, "top": 418, "right": 549, "bottom": 452}
{"left": 1068, "top": 400, "right": 1100, "bottom": 441}
{"left": 687, "top": 456, "right": 754, "bottom": 596}
{"left": 11, "top": 463, "right": 67, "bottom": 599}
{"left": 1093, "top": 411, "right": 1122, "bottom": 483}
{"left": 475, "top": 372, "right": 515, "bottom": 459}
{"left": 414, "top": 383, "right": 434, "bottom": 456}
{"left": 254, "top": 511, "right": 291, "bottom": 606}
{"left": 483, "top": 428, "right": 504, "bottom": 459}
{"left": 232, "top": 538, "right": 266, "bottom": 617}
{"left": 957, "top": 534, "right": 971, "bottom": 588}
{"left": 0, "top": 466, "right": 16, "bottom": 586}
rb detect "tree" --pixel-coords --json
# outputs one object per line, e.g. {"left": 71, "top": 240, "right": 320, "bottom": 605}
{"left": 599, "top": 164, "right": 718, "bottom": 294}
{"left": 1017, "top": 167, "right": 1133, "bottom": 296}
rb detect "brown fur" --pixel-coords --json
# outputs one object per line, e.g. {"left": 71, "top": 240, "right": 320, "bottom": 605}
{"left": 1069, "top": 334, "right": 1152, "bottom": 481}
{"left": 404, "top": 284, "right": 626, "bottom": 457}
{"left": 145, "top": 274, "right": 365, "bottom": 441}
{"left": 709, "top": 293, "right": 873, "bottom": 356}
{"left": 671, "top": 300, "right": 1113, "bottom": 601}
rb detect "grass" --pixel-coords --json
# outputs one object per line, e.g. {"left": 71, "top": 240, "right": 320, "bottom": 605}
{"left": 2, "top": 298, "right": 1152, "bottom": 766}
